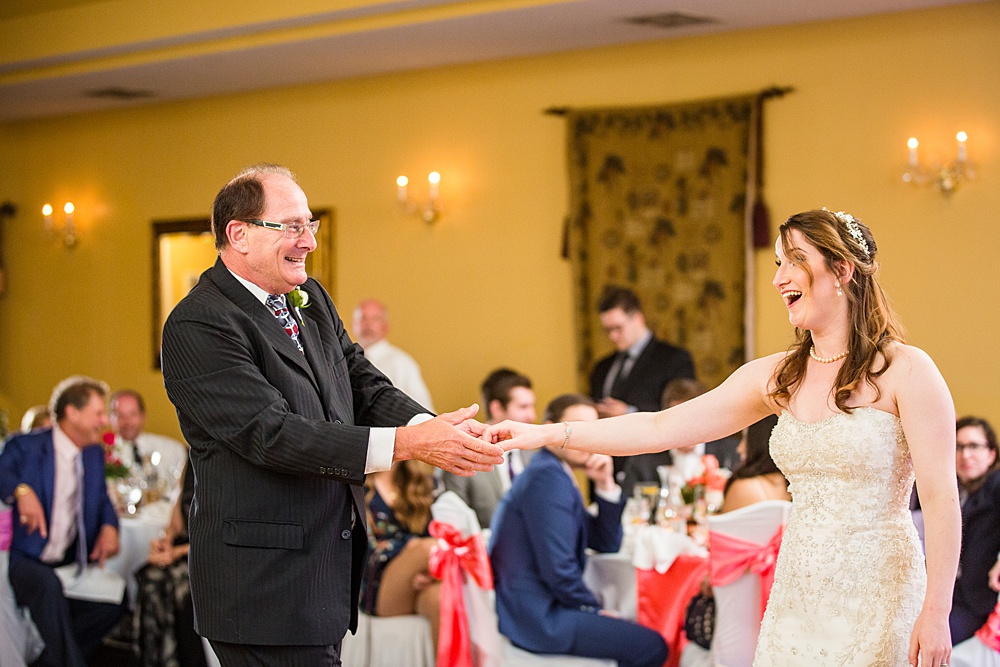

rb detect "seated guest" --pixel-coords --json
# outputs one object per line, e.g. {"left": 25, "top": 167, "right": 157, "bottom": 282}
{"left": 621, "top": 379, "right": 740, "bottom": 496}
{"left": 108, "top": 389, "right": 188, "bottom": 499}
{"left": 489, "top": 393, "right": 669, "bottom": 667}
{"left": 719, "top": 414, "right": 791, "bottom": 513}
{"left": 133, "top": 465, "right": 205, "bottom": 667}
{"left": 19, "top": 405, "right": 51, "bottom": 433}
{"left": 950, "top": 416, "right": 1000, "bottom": 644}
{"left": 442, "top": 368, "right": 537, "bottom": 528}
{"left": 360, "top": 460, "right": 441, "bottom": 651}
{"left": 0, "top": 376, "right": 124, "bottom": 667}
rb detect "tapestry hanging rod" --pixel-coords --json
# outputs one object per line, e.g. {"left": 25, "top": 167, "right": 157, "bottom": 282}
{"left": 542, "top": 85, "right": 794, "bottom": 116}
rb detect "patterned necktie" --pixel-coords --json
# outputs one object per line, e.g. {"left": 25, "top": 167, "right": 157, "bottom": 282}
{"left": 266, "top": 294, "right": 304, "bottom": 354}
{"left": 74, "top": 454, "right": 88, "bottom": 571}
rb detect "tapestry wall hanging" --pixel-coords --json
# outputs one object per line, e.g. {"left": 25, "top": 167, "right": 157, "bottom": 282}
{"left": 564, "top": 95, "right": 755, "bottom": 391}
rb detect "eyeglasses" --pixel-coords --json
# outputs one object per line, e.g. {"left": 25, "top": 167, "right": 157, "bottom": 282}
{"left": 956, "top": 442, "right": 992, "bottom": 453}
{"left": 242, "top": 218, "right": 320, "bottom": 239}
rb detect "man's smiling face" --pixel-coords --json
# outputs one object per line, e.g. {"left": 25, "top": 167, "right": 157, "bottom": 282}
{"left": 242, "top": 172, "right": 316, "bottom": 295}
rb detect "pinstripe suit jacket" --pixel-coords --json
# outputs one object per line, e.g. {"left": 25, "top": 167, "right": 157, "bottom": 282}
{"left": 161, "top": 258, "right": 425, "bottom": 646}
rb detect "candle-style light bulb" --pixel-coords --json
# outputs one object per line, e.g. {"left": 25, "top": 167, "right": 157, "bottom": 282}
{"left": 428, "top": 171, "right": 441, "bottom": 201}
{"left": 907, "top": 138, "right": 919, "bottom": 167}
{"left": 63, "top": 202, "right": 77, "bottom": 247}
{"left": 956, "top": 131, "right": 968, "bottom": 162}
{"left": 42, "top": 203, "right": 54, "bottom": 234}
{"left": 396, "top": 175, "right": 409, "bottom": 204}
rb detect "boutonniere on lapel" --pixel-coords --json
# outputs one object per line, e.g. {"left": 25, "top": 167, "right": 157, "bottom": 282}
{"left": 288, "top": 286, "right": 310, "bottom": 309}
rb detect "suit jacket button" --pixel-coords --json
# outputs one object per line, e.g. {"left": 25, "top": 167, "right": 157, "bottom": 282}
{"left": 341, "top": 529, "right": 351, "bottom": 540}
{"left": 319, "top": 466, "right": 326, "bottom": 474}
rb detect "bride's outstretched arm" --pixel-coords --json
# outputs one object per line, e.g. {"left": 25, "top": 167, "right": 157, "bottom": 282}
{"left": 896, "top": 346, "right": 959, "bottom": 667}
{"left": 485, "top": 354, "right": 779, "bottom": 455}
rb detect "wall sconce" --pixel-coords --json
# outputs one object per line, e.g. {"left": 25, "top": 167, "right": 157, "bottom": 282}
{"left": 396, "top": 171, "right": 442, "bottom": 223}
{"left": 42, "top": 201, "right": 78, "bottom": 248}
{"left": 902, "top": 132, "right": 977, "bottom": 197}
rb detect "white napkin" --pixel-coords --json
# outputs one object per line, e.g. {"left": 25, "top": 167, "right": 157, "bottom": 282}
{"left": 55, "top": 564, "right": 126, "bottom": 604}
{"left": 632, "top": 525, "right": 699, "bottom": 573}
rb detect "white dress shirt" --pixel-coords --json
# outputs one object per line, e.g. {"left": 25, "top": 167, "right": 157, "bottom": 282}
{"left": 230, "top": 272, "right": 429, "bottom": 473}
{"left": 363, "top": 339, "right": 435, "bottom": 412}
{"left": 669, "top": 443, "right": 706, "bottom": 483}
{"left": 40, "top": 425, "right": 81, "bottom": 564}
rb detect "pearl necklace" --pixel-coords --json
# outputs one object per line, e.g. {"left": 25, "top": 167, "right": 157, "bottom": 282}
{"left": 809, "top": 346, "right": 848, "bottom": 363}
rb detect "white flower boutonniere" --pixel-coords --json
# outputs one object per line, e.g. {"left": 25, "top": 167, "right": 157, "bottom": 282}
{"left": 289, "top": 286, "right": 310, "bottom": 309}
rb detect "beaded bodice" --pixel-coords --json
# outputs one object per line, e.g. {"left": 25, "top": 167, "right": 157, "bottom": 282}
{"left": 753, "top": 407, "right": 925, "bottom": 666}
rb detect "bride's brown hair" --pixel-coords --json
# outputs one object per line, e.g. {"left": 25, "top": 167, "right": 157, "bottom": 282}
{"left": 768, "top": 209, "right": 904, "bottom": 413}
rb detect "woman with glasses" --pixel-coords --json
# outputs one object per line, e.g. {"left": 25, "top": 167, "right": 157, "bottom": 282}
{"left": 950, "top": 416, "right": 1000, "bottom": 644}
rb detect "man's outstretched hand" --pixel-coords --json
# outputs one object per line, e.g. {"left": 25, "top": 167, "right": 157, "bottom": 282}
{"left": 394, "top": 404, "right": 503, "bottom": 476}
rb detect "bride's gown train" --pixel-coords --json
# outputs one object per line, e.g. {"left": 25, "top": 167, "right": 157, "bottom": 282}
{"left": 753, "top": 407, "right": 926, "bottom": 666}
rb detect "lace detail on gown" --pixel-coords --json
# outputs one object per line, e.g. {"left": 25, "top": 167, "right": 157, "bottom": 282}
{"left": 753, "top": 408, "right": 926, "bottom": 666}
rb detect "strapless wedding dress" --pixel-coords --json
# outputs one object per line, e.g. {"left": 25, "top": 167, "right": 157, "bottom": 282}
{"left": 753, "top": 408, "right": 926, "bottom": 666}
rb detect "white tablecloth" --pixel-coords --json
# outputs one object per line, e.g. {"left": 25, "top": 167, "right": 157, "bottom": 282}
{"left": 105, "top": 500, "right": 172, "bottom": 606}
{"left": 583, "top": 550, "right": 637, "bottom": 620}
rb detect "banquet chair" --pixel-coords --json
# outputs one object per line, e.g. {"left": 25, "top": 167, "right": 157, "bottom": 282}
{"left": 431, "top": 493, "right": 615, "bottom": 667}
{"left": 339, "top": 611, "right": 435, "bottom": 667}
{"left": 1, "top": 504, "right": 45, "bottom": 667}
{"left": 706, "top": 499, "right": 791, "bottom": 667}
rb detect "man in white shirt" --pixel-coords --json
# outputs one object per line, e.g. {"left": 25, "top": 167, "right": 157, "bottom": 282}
{"left": 109, "top": 389, "right": 188, "bottom": 498}
{"left": 352, "top": 299, "right": 435, "bottom": 412}
{"left": 0, "top": 376, "right": 123, "bottom": 667}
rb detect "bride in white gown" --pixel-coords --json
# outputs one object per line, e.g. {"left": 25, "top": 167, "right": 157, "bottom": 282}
{"left": 487, "top": 209, "right": 960, "bottom": 667}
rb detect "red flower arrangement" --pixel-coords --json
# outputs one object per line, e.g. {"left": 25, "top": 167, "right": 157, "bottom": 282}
{"left": 101, "top": 431, "right": 130, "bottom": 478}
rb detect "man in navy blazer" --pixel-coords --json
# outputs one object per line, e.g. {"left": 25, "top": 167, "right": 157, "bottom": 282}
{"left": 0, "top": 376, "right": 123, "bottom": 667}
{"left": 161, "top": 163, "right": 503, "bottom": 665}
{"left": 488, "top": 394, "right": 669, "bottom": 667}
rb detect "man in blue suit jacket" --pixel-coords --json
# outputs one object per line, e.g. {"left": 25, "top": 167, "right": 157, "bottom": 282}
{"left": 489, "top": 394, "right": 669, "bottom": 667}
{"left": 0, "top": 376, "right": 123, "bottom": 667}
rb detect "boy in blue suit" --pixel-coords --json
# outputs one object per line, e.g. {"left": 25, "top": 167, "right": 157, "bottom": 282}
{"left": 0, "top": 376, "right": 124, "bottom": 667}
{"left": 489, "top": 393, "right": 669, "bottom": 667}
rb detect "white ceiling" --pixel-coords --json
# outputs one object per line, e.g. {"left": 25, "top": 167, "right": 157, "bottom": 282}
{"left": 0, "top": 0, "right": 977, "bottom": 123}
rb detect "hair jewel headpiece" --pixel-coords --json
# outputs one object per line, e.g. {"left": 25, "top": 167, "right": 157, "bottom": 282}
{"left": 823, "top": 207, "right": 870, "bottom": 258}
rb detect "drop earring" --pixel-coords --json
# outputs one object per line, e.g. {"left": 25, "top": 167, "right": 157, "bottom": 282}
{"left": 836, "top": 280, "right": 843, "bottom": 296}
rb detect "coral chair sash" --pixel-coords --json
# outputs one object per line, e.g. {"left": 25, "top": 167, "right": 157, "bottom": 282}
{"left": 976, "top": 599, "right": 1000, "bottom": 652}
{"left": 428, "top": 519, "right": 494, "bottom": 667}
{"left": 708, "top": 524, "right": 784, "bottom": 621}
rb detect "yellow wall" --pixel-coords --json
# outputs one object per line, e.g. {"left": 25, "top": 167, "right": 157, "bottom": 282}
{"left": 1, "top": 2, "right": 998, "bottom": 439}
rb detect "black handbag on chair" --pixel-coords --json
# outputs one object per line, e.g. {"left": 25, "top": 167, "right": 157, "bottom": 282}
{"left": 683, "top": 591, "right": 715, "bottom": 650}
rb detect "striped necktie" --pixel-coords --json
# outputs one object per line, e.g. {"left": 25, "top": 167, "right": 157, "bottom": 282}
{"left": 75, "top": 454, "right": 88, "bottom": 571}
{"left": 266, "top": 293, "right": 304, "bottom": 354}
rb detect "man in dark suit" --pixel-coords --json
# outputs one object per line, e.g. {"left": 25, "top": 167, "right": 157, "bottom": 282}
{"left": 160, "top": 163, "right": 503, "bottom": 665}
{"left": 488, "top": 394, "right": 668, "bottom": 667}
{"left": 589, "top": 285, "right": 695, "bottom": 482}
{"left": 0, "top": 376, "right": 124, "bottom": 667}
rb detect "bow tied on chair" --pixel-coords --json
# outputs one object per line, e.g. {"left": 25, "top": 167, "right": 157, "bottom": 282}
{"left": 428, "top": 519, "right": 494, "bottom": 667}
{"left": 709, "top": 524, "right": 784, "bottom": 621}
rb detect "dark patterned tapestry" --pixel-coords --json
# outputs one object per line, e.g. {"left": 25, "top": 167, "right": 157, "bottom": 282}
{"left": 566, "top": 96, "right": 754, "bottom": 390}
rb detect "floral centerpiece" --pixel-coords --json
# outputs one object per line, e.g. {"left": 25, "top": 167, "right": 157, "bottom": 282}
{"left": 101, "top": 431, "right": 130, "bottom": 479}
{"left": 682, "top": 454, "right": 729, "bottom": 511}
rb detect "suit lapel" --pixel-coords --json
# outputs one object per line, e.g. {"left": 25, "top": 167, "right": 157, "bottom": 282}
{"left": 297, "top": 310, "right": 335, "bottom": 420}
{"left": 621, "top": 337, "right": 656, "bottom": 391}
{"left": 209, "top": 259, "right": 319, "bottom": 389}
{"left": 41, "top": 434, "right": 56, "bottom": 514}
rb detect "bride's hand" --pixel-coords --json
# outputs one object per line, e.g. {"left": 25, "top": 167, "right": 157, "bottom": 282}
{"left": 907, "top": 609, "right": 951, "bottom": 667}
{"left": 482, "top": 420, "right": 554, "bottom": 451}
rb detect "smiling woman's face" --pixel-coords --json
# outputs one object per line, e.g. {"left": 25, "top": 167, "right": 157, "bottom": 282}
{"left": 772, "top": 228, "right": 844, "bottom": 332}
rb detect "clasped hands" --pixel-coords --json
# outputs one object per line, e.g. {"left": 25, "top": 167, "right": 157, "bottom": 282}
{"left": 395, "top": 404, "right": 550, "bottom": 476}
